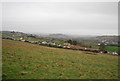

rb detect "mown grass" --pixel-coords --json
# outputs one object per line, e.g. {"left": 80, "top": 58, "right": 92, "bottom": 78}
{"left": 2, "top": 39, "right": 118, "bottom": 79}
{"left": 106, "top": 46, "right": 119, "bottom": 52}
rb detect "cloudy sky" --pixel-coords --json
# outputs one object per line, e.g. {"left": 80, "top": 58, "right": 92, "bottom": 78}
{"left": 2, "top": 2, "right": 118, "bottom": 35}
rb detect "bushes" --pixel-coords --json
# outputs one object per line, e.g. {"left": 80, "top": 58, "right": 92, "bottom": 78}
{"left": 67, "top": 40, "right": 77, "bottom": 45}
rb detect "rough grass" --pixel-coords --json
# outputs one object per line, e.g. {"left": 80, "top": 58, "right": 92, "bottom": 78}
{"left": 2, "top": 39, "right": 118, "bottom": 79}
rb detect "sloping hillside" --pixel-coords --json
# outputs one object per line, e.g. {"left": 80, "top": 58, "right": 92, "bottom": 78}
{"left": 2, "top": 39, "right": 118, "bottom": 79}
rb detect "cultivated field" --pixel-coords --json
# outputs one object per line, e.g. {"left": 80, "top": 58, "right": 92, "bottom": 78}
{"left": 2, "top": 39, "right": 118, "bottom": 79}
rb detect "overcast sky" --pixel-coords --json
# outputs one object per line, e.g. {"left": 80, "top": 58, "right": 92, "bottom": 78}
{"left": 2, "top": 2, "right": 118, "bottom": 35}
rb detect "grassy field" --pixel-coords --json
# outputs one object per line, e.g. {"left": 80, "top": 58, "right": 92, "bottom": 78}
{"left": 106, "top": 46, "right": 119, "bottom": 52}
{"left": 2, "top": 39, "right": 118, "bottom": 79}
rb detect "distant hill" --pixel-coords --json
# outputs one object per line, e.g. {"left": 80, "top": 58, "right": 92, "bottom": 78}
{"left": 1, "top": 31, "right": 29, "bottom": 37}
{"left": 96, "top": 36, "right": 119, "bottom": 43}
{"left": 49, "top": 33, "right": 69, "bottom": 39}
{"left": 1, "top": 31, "right": 119, "bottom": 46}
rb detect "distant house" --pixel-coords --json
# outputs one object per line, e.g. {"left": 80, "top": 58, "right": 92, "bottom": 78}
{"left": 98, "top": 43, "right": 101, "bottom": 46}
{"left": 57, "top": 44, "right": 62, "bottom": 48}
{"left": 42, "top": 41, "right": 47, "bottom": 44}
{"left": 47, "top": 42, "right": 55, "bottom": 45}
{"left": 67, "top": 46, "right": 70, "bottom": 48}
{"left": 29, "top": 41, "right": 39, "bottom": 44}
{"left": 20, "top": 37, "right": 23, "bottom": 40}
{"left": 29, "top": 41, "right": 35, "bottom": 44}
{"left": 63, "top": 43, "right": 71, "bottom": 46}
{"left": 21, "top": 40, "right": 25, "bottom": 42}
{"left": 63, "top": 46, "right": 67, "bottom": 48}
{"left": 58, "top": 45, "right": 61, "bottom": 46}
{"left": 107, "top": 51, "right": 118, "bottom": 56}
{"left": 99, "top": 51, "right": 104, "bottom": 53}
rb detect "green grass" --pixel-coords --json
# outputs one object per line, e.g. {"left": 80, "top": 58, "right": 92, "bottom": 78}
{"left": 2, "top": 39, "right": 118, "bottom": 79}
{"left": 106, "top": 46, "right": 119, "bottom": 52}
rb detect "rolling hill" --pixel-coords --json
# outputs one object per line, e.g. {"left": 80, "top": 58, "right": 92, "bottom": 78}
{"left": 2, "top": 39, "right": 118, "bottom": 79}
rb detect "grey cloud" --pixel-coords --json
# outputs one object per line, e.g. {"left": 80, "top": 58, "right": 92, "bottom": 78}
{"left": 2, "top": 2, "right": 118, "bottom": 35}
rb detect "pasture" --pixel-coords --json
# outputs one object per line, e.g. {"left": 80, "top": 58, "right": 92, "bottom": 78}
{"left": 2, "top": 39, "right": 118, "bottom": 79}
{"left": 106, "top": 46, "right": 119, "bottom": 52}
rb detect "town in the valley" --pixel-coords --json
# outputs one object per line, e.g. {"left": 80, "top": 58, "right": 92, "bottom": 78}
{"left": 1, "top": 31, "right": 119, "bottom": 56}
